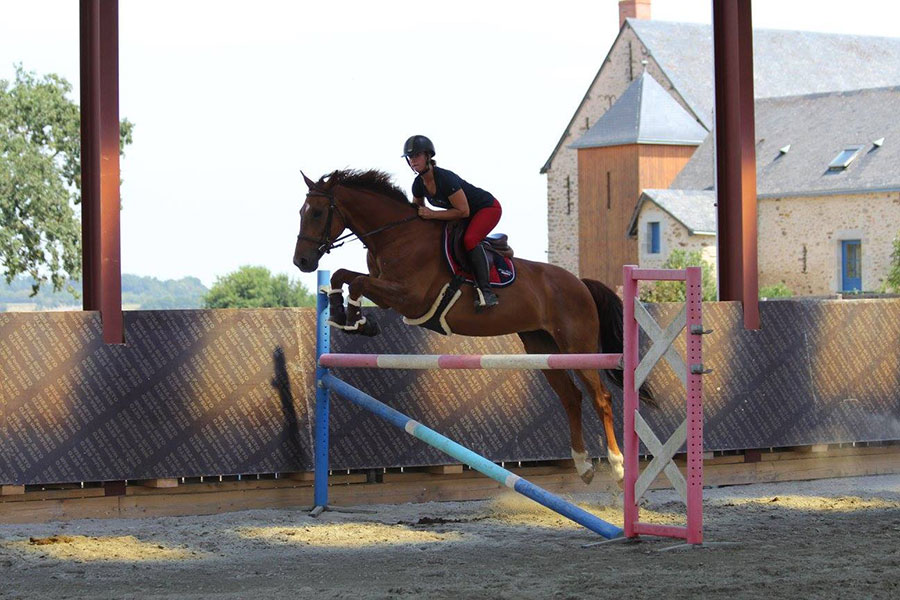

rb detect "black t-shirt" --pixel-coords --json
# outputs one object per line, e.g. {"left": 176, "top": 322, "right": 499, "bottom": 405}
{"left": 412, "top": 166, "right": 495, "bottom": 212}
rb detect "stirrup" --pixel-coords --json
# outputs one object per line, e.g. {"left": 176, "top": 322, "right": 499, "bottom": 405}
{"left": 474, "top": 287, "right": 499, "bottom": 311}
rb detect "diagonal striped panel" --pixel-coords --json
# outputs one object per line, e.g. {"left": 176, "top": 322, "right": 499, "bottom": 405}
{"left": 1, "top": 297, "right": 899, "bottom": 485}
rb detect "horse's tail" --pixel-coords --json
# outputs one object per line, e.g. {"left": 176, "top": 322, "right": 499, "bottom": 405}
{"left": 581, "top": 278, "right": 655, "bottom": 404}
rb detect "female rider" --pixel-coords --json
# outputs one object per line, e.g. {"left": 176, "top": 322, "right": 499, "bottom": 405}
{"left": 402, "top": 134, "right": 502, "bottom": 309}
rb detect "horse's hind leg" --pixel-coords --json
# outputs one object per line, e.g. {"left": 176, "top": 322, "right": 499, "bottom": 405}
{"left": 517, "top": 331, "right": 595, "bottom": 484}
{"left": 546, "top": 315, "right": 624, "bottom": 484}
{"left": 574, "top": 369, "right": 624, "bottom": 482}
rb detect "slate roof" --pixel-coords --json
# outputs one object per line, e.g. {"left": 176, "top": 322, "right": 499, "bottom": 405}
{"left": 627, "top": 189, "right": 717, "bottom": 238}
{"left": 568, "top": 72, "right": 707, "bottom": 149}
{"left": 542, "top": 20, "right": 900, "bottom": 172}
{"left": 671, "top": 85, "right": 900, "bottom": 197}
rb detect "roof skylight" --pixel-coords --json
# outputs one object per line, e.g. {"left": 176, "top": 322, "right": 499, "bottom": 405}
{"left": 827, "top": 145, "right": 863, "bottom": 171}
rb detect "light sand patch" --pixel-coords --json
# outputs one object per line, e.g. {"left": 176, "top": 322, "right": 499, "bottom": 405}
{"left": 5, "top": 535, "right": 201, "bottom": 562}
{"left": 483, "top": 491, "right": 686, "bottom": 529}
{"left": 717, "top": 495, "right": 900, "bottom": 512}
{"left": 236, "top": 522, "right": 466, "bottom": 548}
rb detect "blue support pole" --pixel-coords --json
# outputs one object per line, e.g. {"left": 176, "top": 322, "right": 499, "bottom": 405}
{"left": 312, "top": 270, "right": 331, "bottom": 513}
{"left": 321, "top": 373, "right": 623, "bottom": 539}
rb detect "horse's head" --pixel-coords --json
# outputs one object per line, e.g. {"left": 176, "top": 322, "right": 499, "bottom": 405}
{"left": 293, "top": 171, "right": 346, "bottom": 272}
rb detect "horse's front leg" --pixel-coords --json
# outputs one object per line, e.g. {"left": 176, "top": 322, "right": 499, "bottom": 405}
{"left": 324, "top": 269, "right": 368, "bottom": 328}
{"left": 345, "top": 275, "right": 406, "bottom": 337}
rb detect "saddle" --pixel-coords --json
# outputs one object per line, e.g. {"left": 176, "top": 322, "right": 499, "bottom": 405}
{"left": 444, "top": 221, "right": 516, "bottom": 287}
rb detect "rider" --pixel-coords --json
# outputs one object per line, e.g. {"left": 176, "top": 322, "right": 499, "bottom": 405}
{"left": 403, "top": 135, "right": 502, "bottom": 309}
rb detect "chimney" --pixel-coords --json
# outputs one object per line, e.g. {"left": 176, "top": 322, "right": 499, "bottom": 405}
{"left": 619, "top": 0, "right": 651, "bottom": 29}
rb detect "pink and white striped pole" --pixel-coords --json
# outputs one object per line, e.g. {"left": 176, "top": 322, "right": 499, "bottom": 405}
{"left": 319, "top": 353, "right": 622, "bottom": 370}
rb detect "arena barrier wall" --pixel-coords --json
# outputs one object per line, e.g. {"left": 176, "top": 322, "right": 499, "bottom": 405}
{"left": 1, "top": 284, "right": 899, "bottom": 486}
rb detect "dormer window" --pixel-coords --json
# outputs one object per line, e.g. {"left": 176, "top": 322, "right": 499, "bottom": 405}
{"left": 827, "top": 145, "right": 863, "bottom": 171}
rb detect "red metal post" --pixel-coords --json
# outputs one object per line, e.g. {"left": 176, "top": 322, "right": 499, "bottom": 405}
{"left": 712, "top": 0, "right": 760, "bottom": 330}
{"left": 79, "top": 0, "right": 101, "bottom": 310}
{"left": 79, "top": 0, "right": 123, "bottom": 343}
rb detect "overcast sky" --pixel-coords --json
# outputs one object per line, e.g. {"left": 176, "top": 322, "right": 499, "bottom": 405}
{"left": 2, "top": 0, "right": 899, "bottom": 294}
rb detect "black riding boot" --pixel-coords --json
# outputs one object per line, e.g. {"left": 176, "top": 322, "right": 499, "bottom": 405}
{"left": 468, "top": 245, "right": 499, "bottom": 311}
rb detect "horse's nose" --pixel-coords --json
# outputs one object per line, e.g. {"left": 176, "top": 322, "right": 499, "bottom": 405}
{"left": 294, "top": 255, "right": 315, "bottom": 272}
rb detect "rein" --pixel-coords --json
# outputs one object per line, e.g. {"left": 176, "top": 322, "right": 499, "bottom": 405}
{"left": 298, "top": 188, "right": 419, "bottom": 255}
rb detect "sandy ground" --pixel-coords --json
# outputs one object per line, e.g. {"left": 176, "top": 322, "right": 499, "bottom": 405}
{"left": 1, "top": 474, "right": 899, "bottom": 600}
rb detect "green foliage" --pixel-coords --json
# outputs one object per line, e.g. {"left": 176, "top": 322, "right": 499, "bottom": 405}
{"left": 0, "top": 64, "right": 134, "bottom": 295}
{"left": 639, "top": 249, "right": 718, "bottom": 302}
{"left": 121, "top": 275, "right": 208, "bottom": 309}
{"left": 886, "top": 233, "right": 900, "bottom": 293}
{"left": 759, "top": 282, "right": 793, "bottom": 299}
{"left": 0, "top": 274, "right": 208, "bottom": 310}
{"left": 203, "top": 266, "right": 315, "bottom": 308}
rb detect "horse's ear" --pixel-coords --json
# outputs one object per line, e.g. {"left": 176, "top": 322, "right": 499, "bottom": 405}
{"left": 322, "top": 170, "right": 338, "bottom": 189}
{"left": 300, "top": 170, "right": 316, "bottom": 190}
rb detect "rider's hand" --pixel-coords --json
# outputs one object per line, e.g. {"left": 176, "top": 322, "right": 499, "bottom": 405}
{"left": 418, "top": 206, "right": 433, "bottom": 219}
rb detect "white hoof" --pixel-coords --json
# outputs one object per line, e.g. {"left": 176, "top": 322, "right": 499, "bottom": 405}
{"left": 608, "top": 451, "right": 624, "bottom": 482}
{"left": 572, "top": 449, "right": 595, "bottom": 484}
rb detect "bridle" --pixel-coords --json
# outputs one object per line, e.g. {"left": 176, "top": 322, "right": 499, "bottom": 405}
{"left": 297, "top": 187, "right": 419, "bottom": 256}
{"left": 296, "top": 188, "right": 348, "bottom": 256}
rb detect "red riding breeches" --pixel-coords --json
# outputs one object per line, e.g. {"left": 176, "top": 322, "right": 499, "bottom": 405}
{"left": 463, "top": 199, "right": 502, "bottom": 251}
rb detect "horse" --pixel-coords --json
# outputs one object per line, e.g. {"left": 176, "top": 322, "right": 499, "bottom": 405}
{"left": 293, "top": 168, "right": 630, "bottom": 485}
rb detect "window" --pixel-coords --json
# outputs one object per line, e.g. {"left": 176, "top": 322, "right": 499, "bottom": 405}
{"left": 828, "top": 145, "right": 863, "bottom": 171}
{"left": 647, "top": 221, "right": 660, "bottom": 254}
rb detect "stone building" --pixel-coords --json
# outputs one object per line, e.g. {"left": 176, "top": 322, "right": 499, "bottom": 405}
{"left": 626, "top": 189, "right": 715, "bottom": 272}
{"left": 543, "top": 0, "right": 900, "bottom": 281}
{"left": 630, "top": 86, "right": 900, "bottom": 294}
{"left": 569, "top": 70, "right": 705, "bottom": 286}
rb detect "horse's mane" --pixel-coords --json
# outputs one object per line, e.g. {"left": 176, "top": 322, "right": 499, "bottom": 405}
{"left": 323, "top": 169, "right": 411, "bottom": 205}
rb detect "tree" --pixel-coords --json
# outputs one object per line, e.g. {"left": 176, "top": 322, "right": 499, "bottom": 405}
{"left": 886, "top": 232, "right": 900, "bottom": 293}
{"left": 639, "top": 249, "right": 718, "bottom": 302}
{"left": 0, "top": 64, "right": 134, "bottom": 295}
{"left": 203, "top": 266, "right": 315, "bottom": 308}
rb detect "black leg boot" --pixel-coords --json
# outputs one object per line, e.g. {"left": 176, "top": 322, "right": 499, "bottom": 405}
{"left": 468, "top": 245, "right": 499, "bottom": 311}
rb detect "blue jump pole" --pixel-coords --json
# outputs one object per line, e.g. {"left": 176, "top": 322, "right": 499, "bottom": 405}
{"left": 320, "top": 373, "right": 623, "bottom": 539}
{"left": 312, "top": 270, "right": 331, "bottom": 514}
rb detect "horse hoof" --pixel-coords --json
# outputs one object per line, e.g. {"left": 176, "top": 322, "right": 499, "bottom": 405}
{"left": 579, "top": 468, "right": 595, "bottom": 485}
{"left": 360, "top": 320, "right": 380, "bottom": 337}
{"left": 608, "top": 452, "right": 625, "bottom": 482}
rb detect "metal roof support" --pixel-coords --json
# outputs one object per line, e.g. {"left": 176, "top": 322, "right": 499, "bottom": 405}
{"left": 79, "top": 0, "right": 123, "bottom": 343}
{"left": 712, "top": 0, "right": 760, "bottom": 330}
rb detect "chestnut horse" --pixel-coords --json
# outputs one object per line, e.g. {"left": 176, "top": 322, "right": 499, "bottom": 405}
{"left": 293, "top": 169, "right": 628, "bottom": 484}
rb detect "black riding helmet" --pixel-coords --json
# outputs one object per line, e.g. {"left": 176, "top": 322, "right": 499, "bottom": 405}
{"left": 402, "top": 135, "right": 435, "bottom": 158}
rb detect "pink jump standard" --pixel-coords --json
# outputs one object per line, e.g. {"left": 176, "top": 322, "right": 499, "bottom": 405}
{"left": 623, "top": 266, "right": 705, "bottom": 545}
